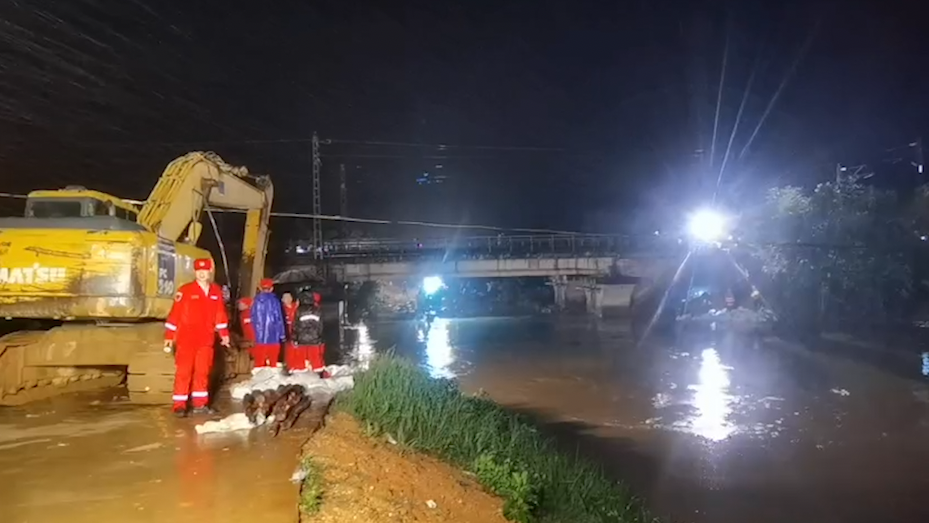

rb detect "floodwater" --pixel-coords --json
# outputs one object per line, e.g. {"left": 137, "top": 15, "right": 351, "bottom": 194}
{"left": 3, "top": 316, "right": 929, "bottom": 523}
{"left": 349, "top": 317, "right": 929, "bottom": 523}
{"left": 0, "top": 391, "right": 305, "bottom": 523}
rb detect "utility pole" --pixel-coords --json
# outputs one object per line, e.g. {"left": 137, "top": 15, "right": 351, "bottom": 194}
{"left": 311, "top": 132, "right": 322, "bottom": 259}
{"left": 339, "top": 163, "right": 348, "bottom": 234}
{"left": 914, "top": 137, "right": 924, "bottom": 183}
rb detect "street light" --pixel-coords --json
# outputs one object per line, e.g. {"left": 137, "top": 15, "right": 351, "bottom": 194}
{"left": 422, "top": 275, "right": 444, "bottom": 295}
{"left": 687, "top": 209, "right": 727, "bottom": 243}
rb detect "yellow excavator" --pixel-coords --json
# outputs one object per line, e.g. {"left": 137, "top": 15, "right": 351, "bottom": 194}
{"left": 0, "top": 152, "right": 273, "bottom": 405}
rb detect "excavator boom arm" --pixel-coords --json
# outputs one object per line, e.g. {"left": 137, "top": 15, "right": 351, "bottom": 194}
{"left": 137, "top": 151, "right": 273, "bottom": 295}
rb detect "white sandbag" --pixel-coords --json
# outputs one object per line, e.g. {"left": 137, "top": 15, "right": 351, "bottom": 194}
{"left": 229, "top": 366, "right": 355, "bottom": 401}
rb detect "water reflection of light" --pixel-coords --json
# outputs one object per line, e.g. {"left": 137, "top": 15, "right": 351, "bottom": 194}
{"left": 349, "top": 323, "right": 374, "bottom": 370}
{"left": 689, "top": 347, "right": 735, "bottom": 441}
{"left": 425, "top": 318, "right": 455, "bottom": 378}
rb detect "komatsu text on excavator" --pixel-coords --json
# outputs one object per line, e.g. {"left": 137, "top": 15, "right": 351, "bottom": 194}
{"left": 0, "top": 152, "right": 273, "bottom": 404}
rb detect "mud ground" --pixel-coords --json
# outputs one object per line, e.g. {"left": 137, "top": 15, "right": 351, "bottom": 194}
{"left": 301, "top": 412, "right": 507, "bottom": 523}
{"left": 0, "top": 389, "right": 312, "bottom": 523}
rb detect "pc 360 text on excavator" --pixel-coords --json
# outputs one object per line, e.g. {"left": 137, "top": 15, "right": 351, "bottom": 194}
{"left": 0, "top": 152, "right": 273, "bottom": 405}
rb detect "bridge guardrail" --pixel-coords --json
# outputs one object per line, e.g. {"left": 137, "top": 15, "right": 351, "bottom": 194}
{"left": 288, "top": 234, "right": 680, "bottom": 260}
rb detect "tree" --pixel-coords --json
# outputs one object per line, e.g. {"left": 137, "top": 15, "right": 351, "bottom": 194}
{"left": 741, "top": 180, "right": 915, "bottom": 333}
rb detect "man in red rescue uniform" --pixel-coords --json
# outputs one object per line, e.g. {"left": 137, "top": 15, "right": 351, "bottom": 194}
{"left": 237, "top": 297, "right": 255, "bottom": 342}
{"left": 281, "top": 291, "right": 299, "bottom": 338}
{"left": 163, "top": 258, "right": 230, "bottom": 417}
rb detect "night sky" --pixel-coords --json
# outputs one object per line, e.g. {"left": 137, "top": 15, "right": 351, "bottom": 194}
{"left": 1, "top": 0, "right": 926, "bottom": 236}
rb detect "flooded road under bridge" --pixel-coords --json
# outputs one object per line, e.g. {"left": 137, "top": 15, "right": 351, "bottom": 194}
{"left": 3, "top": 316, "right": 929, "bottom": 523}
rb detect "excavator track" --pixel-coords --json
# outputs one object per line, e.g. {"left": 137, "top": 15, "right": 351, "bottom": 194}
{"left": 0, "top": 330, "right": 124, "bottom": 405}
{"left": 0, "top": 324, "right": 254, "bottom": 405}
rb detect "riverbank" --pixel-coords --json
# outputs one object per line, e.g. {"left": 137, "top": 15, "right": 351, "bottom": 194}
{"left": 300, "top": 356, "right": 656, "bottom": 523}
{"left": 300, "top": 412, "right": 509, "bottom": 522}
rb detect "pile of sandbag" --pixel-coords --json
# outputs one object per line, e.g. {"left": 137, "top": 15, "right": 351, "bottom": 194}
{"left": 230, "top": 365, "right": 354, "bottom": 401}
{"left": 241, "top": 383, "right": 313, "bottom": 436}
{"left": 195, "top": 366, "right": 355, "bottom": 435}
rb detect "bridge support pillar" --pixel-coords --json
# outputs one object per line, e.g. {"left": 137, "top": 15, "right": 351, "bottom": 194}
{"left": 584, "top": 283, "right": 603, "bottom": 318}
{"left": 551, "top": 276, "right": 568, "bottom": 310}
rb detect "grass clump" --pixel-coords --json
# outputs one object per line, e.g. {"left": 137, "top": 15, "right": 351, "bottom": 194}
{"left": 343, "top": 355, "right": 658, "bottom": 523}
{"left": 298, "top": 456, "right": 324, "bottom": 515}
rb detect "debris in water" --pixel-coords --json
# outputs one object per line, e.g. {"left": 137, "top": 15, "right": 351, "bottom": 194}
{"left": 652, "top": 392, "right": 672, "bottom": 408}
{"left": 290, "top": 465, "right": 309, "bottom": 484}
{"left": 830, "top": 388, "right": 851, "bottom": 397}
{"left": 194, "top": 413, "right": 254, "bottom": 435}
{"left": 123, "top": 442, "right": 163, "bottom": 453}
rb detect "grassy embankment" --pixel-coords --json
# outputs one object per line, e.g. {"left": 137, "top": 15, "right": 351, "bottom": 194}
{"left": 304, "top": 355, "right": 658, "bottom": 523}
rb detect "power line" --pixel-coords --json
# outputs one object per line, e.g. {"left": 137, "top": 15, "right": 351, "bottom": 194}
{"left": 0, "top": 191, "right": 592, "bottom": 235}
{"left": 320, "top": 153, "right": 501, "bottom": 160}
{"left": 325, "top": 138, "right": 564, "bottom": 152}
{"left": 209, "top": 209, "right": 591, "bottom": 236}
{"left": 83, "top": 137, "right": 565, "bottom": 153}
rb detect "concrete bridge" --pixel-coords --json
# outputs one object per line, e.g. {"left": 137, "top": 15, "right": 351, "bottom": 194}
{"left": 277, "top": 234, "right": 683, "bottom": 314}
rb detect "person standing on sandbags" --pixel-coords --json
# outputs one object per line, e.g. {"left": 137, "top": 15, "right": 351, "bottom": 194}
{"left": 291, "top": 291, "right": 329, "bottom": 377}
{"left": 237, "top": 297, "right": 255, "bottom": 343}
{"left": 250, "top": 279, "right": 286, "bottom": 370}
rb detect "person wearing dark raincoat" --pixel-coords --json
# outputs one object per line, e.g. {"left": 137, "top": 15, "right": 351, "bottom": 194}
{"left": 290, "top": 291, "right": 327, "bottom": 376}
{"left": 250, "top": 278, "right": 286, "bottom": 369}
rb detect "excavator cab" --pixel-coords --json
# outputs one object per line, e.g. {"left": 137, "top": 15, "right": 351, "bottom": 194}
{"left": 23, "top": 187, "right": 139, "bottom": 221}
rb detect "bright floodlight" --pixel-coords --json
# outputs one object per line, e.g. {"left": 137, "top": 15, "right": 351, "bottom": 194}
{"left": 688, "top": 209, "right": 726, "bottom": 242}
{"left": 422, "top": 275, "right": 444, "bottom": 295}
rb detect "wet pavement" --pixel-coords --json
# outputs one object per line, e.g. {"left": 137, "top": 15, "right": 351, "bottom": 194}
{"left": 354, "top": 317, "right": 929, "bottom": 523}
{"left": 0, "top": 391, "right": 306, "bottom": 523}
{"left": 3, "top": 316, "right": 929, "bottom": 523}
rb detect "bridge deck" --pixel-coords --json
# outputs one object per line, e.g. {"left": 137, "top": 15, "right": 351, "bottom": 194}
{"left": 328, "top": 256, "right": 620, "bottom": 281}
{"left": 281, "top": 234, "right": 682, "bottom": 282}
{"left": 288, "top": 234, "right": 678, "bottom": 260}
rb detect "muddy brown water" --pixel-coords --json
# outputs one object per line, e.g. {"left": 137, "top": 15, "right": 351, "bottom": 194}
{"left": 0, "top": 391, "right": 306, "bottom": 523}
{"left": 3, "top": 316, "right": 929, "bottom": 523}
{"left": 352, "top": 317, "right": 929, "bottom": 523}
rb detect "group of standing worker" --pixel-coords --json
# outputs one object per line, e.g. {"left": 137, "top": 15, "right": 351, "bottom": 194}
{"left": 239, "top": 279, "right": 327, "bottom": 375}
{"left": 163, "top": 258, "right": 326, "bottom": 418}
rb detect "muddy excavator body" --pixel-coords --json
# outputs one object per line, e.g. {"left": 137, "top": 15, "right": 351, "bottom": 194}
{"left": 0, "top": 153, "right": 273, "bottom": 404}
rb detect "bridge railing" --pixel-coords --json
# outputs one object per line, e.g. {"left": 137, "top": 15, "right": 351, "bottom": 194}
{"left": 288, "top": 234, "right": 678, "bottom": 260}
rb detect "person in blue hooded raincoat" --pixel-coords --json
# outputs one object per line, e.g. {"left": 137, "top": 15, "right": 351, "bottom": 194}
{"left": 249, "top": 278, "right": 286, "bottom": 369}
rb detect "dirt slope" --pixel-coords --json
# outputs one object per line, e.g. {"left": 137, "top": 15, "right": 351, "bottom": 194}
{"left": 302, "top": 413, "right": 508, "bottom": 523}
